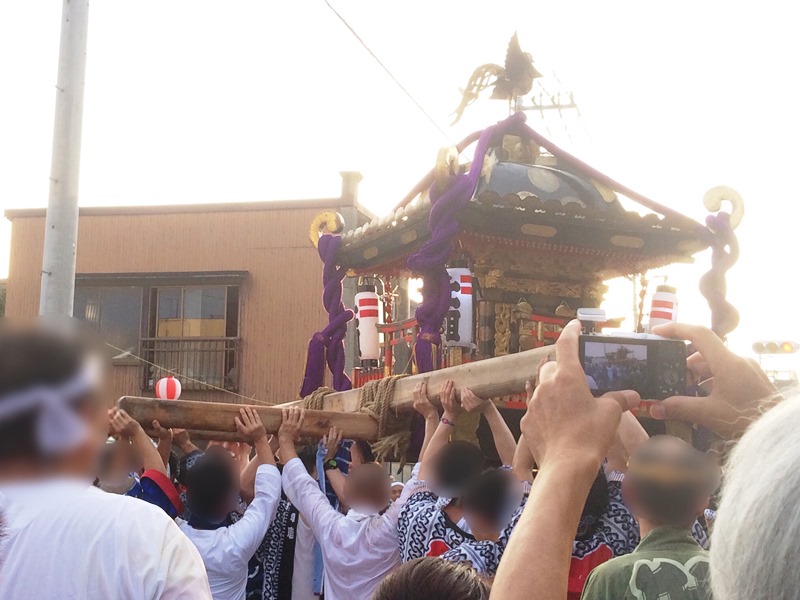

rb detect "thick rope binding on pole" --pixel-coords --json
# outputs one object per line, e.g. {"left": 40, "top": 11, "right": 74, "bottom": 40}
{"left": 301, "top": 376, "right": 411, "bottom": 463}
{"left": 356, "top": 376, "right": 407, "bottom": 438}
{"left": 302, "top": 386, "right": 336, "bottom": 412}
{"left": 357, "top": 376, "right": 412, "bottom": 464}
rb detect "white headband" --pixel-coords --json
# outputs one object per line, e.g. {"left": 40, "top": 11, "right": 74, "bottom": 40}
{"left": 0, "top": 362, "right": 99, "bottom": 456}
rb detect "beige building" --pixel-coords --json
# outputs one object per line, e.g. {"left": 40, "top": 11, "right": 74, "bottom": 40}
{"left": 3, "top": 173, "right": 370, "bottom": 406}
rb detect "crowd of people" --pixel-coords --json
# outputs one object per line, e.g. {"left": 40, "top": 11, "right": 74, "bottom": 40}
{"left": 0, "top": 317, "right": 792, "bottom": 599}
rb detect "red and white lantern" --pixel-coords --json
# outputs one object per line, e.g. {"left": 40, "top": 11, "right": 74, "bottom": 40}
{"left": 648, "top": 285, "right": 678, "bottom": 330}
{"left": 354, "top": 286, "right": 382, "bottom": 361}
{"left": 445, "top": 267, "right": 474, "bottom": 347}
{"left": 155, "top": 376, "right": 182, "bottom": 400}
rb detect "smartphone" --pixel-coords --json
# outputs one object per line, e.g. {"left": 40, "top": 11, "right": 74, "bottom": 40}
{"left": 579, "top": 333, "right": 686, "bottom": 400}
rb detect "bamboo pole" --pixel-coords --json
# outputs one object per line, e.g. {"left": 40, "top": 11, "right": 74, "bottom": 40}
{"left": 120, "top": 397, "right": 379, "bottom": 441}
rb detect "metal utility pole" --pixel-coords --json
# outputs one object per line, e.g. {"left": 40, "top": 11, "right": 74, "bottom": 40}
{"left": 39, "top": 0, "right": 90, "bottom": 317}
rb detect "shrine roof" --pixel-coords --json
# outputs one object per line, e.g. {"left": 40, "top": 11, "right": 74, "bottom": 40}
{"left": 335, "top": 158, "right": 711, "bottom": 277}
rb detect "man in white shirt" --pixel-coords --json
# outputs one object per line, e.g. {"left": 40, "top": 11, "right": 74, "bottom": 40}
{"left": 278, "top": 408, "right": 414, "bottom": 600}
{"left": 180, "top": 407, "right": 281, "bottom": 600}
{"left": 0, "top": 322, "right": 211, "bottom": 599}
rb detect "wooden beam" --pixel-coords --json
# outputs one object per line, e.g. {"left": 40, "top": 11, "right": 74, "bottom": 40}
{"left": 120, "top": 397, "right": 379, "bottom": 441}
{"left": 121, "top": 347, "right": 551, "bottom": 441}
{"left": 276, "top": 346, "right": 551, "bottom": 412}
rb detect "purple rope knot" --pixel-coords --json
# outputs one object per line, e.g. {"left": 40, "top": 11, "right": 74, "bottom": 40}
{"left": 407, "top": 113, "right": 524, "bottom": 373}
{"left": 300, "top": 234, "right": 354, "bottom": 396}
{"left": 700, "top": 212, "right": 740, "bottom": 338}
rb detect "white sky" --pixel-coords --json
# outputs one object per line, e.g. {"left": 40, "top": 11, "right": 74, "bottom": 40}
{"left": 1, "top": 0, "right": 798, "bottom": 362}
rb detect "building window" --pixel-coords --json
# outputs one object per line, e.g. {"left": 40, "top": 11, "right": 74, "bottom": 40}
{"left": 150, "top": 286, "right": 235, "bottom": 338}
{"left": 142, "top": 285, "right": 240, "bottom": 391}
{"left": 74, "top": 286, "right": 143, "bottom": 360}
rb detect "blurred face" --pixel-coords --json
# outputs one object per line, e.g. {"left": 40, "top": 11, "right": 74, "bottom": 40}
{"left": 96, "top": 439, "right": 137, "bottom": 493}
{"left": 61, "top": 390, "right": 110, "bottom": 477}
{"left": 205, "top": 445, "right": 241, "bottom": 493}
{"left": 390, "top": 484, "right": 404, "bottom": 502}
{"left": 463, "top": 511, "right": 499, "bottom": 542}
{"left": 344, "top": 464, "right": 391, "bottom": 512}
{"left": 207, "top": 440, "right": 243, "bottom": 458}
{"left": 624, "top": 436, "right": 717, "bottom": 523}
{"left": 637, "top": 436, "right": 692, "bottom": 462}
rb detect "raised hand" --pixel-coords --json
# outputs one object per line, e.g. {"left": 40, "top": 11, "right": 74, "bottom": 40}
{"left": 109, "top": 408, "right": 143, "bottom": 438}
{"left": 171, "top": 427, "right": 199, "bottom": 454}
{"left": 523, "top": 320, "right": 640, "bottom": 469}
{"left": 234, "top": 407, "right": 267, "bottom": 443}
{"left": 465, "top": 386, "right": 517, "bottom": 466}
{"left": 412, "top": 382, "right": 438, "bottom": 420}
{"left": 279, "top": 408, "right": 305, "bottom": 444}
{"left": 440, "top": 379, "right": 461, "bottom": 421}
{"left": 110, "top": 408, "right": 168, "bottom": 475}
{"left": 650, "top": 322, "right": 778, "bottom": 439}
{"left": 150, "top": 419, "right": 174, "bottom": 471}
{"left": 151, "top": 419, "right": 173, "bottom": 441}
{"left": 229, "top": 441, "right": 252, "bottom": 468}
{"left": 172, "top": 428, "right": 190, "bottom": 446}
{"left": 493, "top": 323, "right": 639, "bottom": 600}
{"left": 322, "top": 425, "right": 343, "bottom": 462}
{"left": 534, "top": 355, "right": 551, "bottom": 387}
{"left": 460, "top": 388, "right": 492, "bottom": 413}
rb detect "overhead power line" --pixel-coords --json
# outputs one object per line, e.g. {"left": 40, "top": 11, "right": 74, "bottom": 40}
{"left": 322, "top": 0, "right": 453, "bottom": 143}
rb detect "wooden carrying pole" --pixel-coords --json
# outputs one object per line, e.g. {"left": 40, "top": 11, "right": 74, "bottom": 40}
{"left": 120, "top": 397, "right": 379, "bottom": 441}
{"left": 121, "top": 347, "right": 551, "bottom": 441}
{"left": 277, "top": 346, "right": 551, "bottom": 412}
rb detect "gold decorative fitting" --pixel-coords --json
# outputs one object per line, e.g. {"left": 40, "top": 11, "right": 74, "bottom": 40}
{"left": 513, "top": 299, "right": 533, "bottom": 318}
{"left": 494, "top": 303, "right": 512, "bottom": 357}
{"left": 520, "top": 223, "right": 557, "bottom": 238}
{"left": 591, "top": 179, "right": 619, "bottom": 204}
{"left": 610, "top": 235, "right": 645, "bottom": 249}
{"left": 309, "top": 212, "right": 346, "bottom": 248}
{"left": 703, "top": 186, "right": 744, "bottom": 230}
{"left": 400, "top": 229, "right": 419, "bottom": 245}
{"left": 434, "top": 146, "right": 460, "bottom": 192}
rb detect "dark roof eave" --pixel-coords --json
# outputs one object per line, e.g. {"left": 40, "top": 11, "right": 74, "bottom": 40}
{"left": 334, "top": 200, "right": 711, "bottom": 271}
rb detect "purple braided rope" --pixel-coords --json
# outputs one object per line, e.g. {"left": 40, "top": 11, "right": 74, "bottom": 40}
{"left": 407, "top": 112, "right": 526, "bottom": 372}
{"left": 700, "top": 212, "right": 740, "bottom": 339}
{"left": 299, "top": 234, "right": 354, "bottom": 396}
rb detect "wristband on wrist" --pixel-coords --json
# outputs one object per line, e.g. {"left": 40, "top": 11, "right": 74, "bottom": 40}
{"left": 440, "top": 416, "right": 456, "bottom": 427}
{"left": 323, "top": 458, "right": 339, "bottom": 472}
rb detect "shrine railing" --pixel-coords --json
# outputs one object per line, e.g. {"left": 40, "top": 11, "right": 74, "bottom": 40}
{"left": 352, "top": 317, "right": 419, "bottom": 387}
